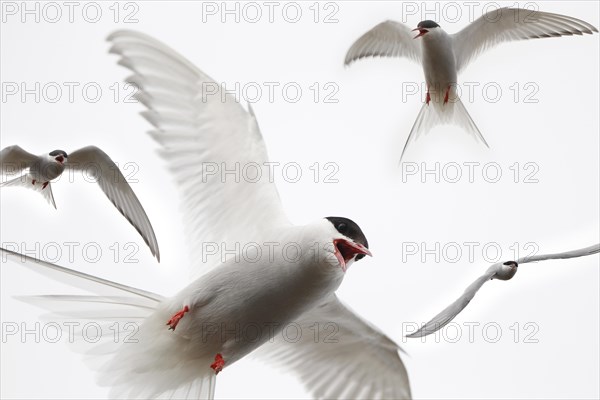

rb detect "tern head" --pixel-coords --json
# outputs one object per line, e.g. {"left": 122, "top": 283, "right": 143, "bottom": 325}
{"left": 496, "top": 261, "right": 518, "bottom": 281}
{"left": 49, "top": 150, "right": 68, "bottom": 165}
{"left": 325, "top": 216, "right": 371, "bottom": 272}
{"left": 412, "top": 20, "right": 441, "bottom": 39}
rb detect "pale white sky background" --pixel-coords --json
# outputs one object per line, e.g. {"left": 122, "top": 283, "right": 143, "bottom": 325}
{"left": 1, "top": 1, "right": 599, "bottom": 399}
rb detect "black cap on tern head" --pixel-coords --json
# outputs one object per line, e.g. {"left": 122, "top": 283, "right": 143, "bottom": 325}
{"left": 49, "top": 150, "right": 68, "bottom": 158}
{"left": 325, "top": 216, "right": 369, "bottom": 260}
{"left": 503, "top": 261, "right": 518, "bottom": 267}
{"left": 417, "top": 20, "right": 440, "bottom": 29}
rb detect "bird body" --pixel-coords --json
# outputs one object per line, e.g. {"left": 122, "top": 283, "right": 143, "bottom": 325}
{"left": 27, "top": 150, "right": 67, "bottom": 183}
{"left": 407, "top": 244, "right": 599, "bottom": 338}
{"left": 1, "top": 215, "right": 372, "bottom": 398}
{"left": 1, "top": 220, "right": 374, "bottom": 399}
{"left": 420, "top": 26, "right": 458, "bottom": 105}
{"left": 345, "top": 8, "right": 598, "bottom": 160}
{"left": 157, "top": 221, "right": 347, "bottom": 366}
{"left": 0, "top": 145, "right": 160, "bottom": 260}
{"left": 87, "top": 220, "right": 360, "bottom": 397}
{"left": 492, "top": 260, "right": 518, "bottom": 281}
{"left": 0, "top": 146, "right": 67, "bottom": 206}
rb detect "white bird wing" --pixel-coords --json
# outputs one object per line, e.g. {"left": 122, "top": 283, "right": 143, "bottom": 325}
{"left": 345, "top": 20, "right": 422, "bottom": 65}
{"left": 452, "top": 7, "right": 598, "bottom": 73}
{"left": 406, "top": 264, "right": 499, "bottom": 338}
{"left": 408, "top": 243, "right": 600, "bottom": 338}
{"left": 67, "top": 145, "right": 160, "bottom": 261}
{"left": 0, "top": 145, "right": 38, "bottom": 175}
{"left": 518, "top": 243, "right": 600, "bottom": 264}
{"left": 107, "top": 30, "right": 291, "bottom": 273}
{"left": 256, "top": 295, "right": 411, "bottom": 399}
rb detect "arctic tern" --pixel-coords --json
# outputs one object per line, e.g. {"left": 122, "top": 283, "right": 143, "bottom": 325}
{"left": 345, "top": 7, "right": 598, "bottom": 160}
{"left": 1, "top": 30, "right": 412, "bottom": 400}
{"left": 0, "top": 145, "right": 160, "bottom": 260}
{"left": 407, "top": 243, "right": 600, "bottom": 338}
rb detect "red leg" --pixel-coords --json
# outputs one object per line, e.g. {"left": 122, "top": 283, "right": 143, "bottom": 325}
{"left": 426, "top": 91, "right": 431, "bottom": 105}
{"left": 32, "top": 179, "right": 36, "bottom": 185}
{"left": 210, "top": 353, "right": 225, "bottom": 375}
{"left": 42, "top": 181, "right": 49, "bottom": 190}
{"left": 166, "top": 305, "right": 189, "bottom": 331}
{"left": 443, "top": 85, "right": 451, "bottom": 104}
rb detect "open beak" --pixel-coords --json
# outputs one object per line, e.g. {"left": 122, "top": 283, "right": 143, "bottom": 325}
{"left": 333, "top": 238, "right": 372, "bottom": 272}
{"left": 412, "top": 28, "right": 427, "bottom": 39}
{"left": 55, "top": 156, "right": 64, "bottom": 164}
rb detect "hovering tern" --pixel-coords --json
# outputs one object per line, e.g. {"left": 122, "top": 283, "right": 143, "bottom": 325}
{"left": 0, "top": 145, "right": 160, "bottom": 261}
{"left": 407, "top": 244, "right": 600, "bottom": 338}
{"left": 345, "top": 7, "right": 598, "bottom": 160}
{"left": 1, "top": 30, "right": 412, "bottom": 400}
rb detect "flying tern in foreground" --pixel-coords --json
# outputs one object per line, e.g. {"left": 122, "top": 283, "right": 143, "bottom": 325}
{"left": 0, "top": 145, "right": 160, "bottom": 261}
{"left": 345, "top": 7, "right": 598, "bottom": 160}
{"left": 407, "top": 243, "right": 600, "bottom": 338}
{"left": 1, "top": 30, "right": 411, "bottom": 400}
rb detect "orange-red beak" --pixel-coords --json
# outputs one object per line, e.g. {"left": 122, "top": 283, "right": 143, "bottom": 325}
{"left": 412, "top": 28, "right": 428, "bottom": 39}
{"left": 333, "top": 238, "right": 372, "bottom": 272}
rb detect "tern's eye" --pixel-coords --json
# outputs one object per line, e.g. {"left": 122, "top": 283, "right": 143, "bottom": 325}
{"left": 337, "top": 223, "right": 347, "bottom": 233}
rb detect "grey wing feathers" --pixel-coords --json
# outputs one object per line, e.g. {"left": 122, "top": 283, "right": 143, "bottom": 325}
{"left": 16, "top": 295, "right": 157, "bottom": 321}
{"left": 453, "top": 7, "right": 598, "bottom": 72}
{"left": 518, "top": 244, "right": 600, "bottom": 264}
{"left": 67, "top": 146, "right": 160, "bottom": 261}
{"left": 409, "top": 243, "right": 600, "bottom": 338}
{"left": 345, "top": 20, "right": 421, "bottom": 65}
{"left": 407, "top": 266, "right": 498, "bottom": 338}
{"left": 257, "top": 295, "right": 411, "bottom": 399}
{"left": 0, "top": 145, "right": 38, "bottom": 175}
{"left": 1, "top": 247, "right": 163, "bottom": 303}
{"left": 107, "top": 30, "right": 290, "bottom": 275}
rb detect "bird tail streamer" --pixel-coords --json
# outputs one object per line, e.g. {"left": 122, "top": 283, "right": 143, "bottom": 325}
{"left": 0, "top": 174, "right": 57, "bottom": 208}
{"left": 1, "top": 247, "right": 216, "bottom": 400}
{"left": 400, "top": 95, "right": 489, "bottom": 162}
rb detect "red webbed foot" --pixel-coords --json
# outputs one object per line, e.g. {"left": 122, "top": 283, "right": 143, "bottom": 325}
{"left": 443, "top": 85, "right": 451, "bottom": 104}
{"left": 210, "top": 353, "right": 225, "bottom": 375}
{"left": 166, "top": 305, "right": 189, "bottom": 331}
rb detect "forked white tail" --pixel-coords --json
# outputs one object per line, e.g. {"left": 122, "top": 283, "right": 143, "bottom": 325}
{"left": 2, "top": 247, "right": 216, "bottom": 400}
{"left": 400, "top": 97, "right": 489, "bottom": 162}
{"left": 1, "top": 174, "right": 57, "bottom": 208}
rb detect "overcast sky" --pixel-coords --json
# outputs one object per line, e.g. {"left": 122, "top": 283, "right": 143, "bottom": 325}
{"left": 1, "top": 1, "right": 599, "bottom": 399}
